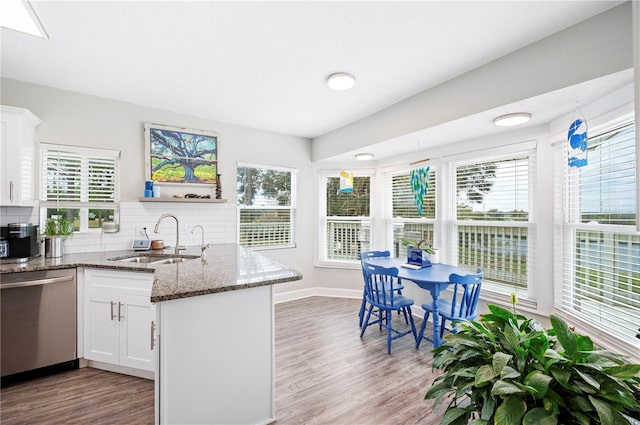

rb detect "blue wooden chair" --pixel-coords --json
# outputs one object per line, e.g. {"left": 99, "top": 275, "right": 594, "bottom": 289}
{"left": 360, "top": 262, "right": 417, "bottom": 355}
{"left": 358, "top": 251, "right": 405, "bottom": 327}
{"left": 416, "top": 268, "right": 483, "bottom": 349}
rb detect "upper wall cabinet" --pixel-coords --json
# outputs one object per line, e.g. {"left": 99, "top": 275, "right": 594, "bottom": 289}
{"left": 0, "top": 106, "right": 41, "bottom": 207}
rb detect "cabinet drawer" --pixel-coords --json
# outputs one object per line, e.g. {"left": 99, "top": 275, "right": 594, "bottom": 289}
{"left": 85, "top": 268, "right": 154, "bottom": 296}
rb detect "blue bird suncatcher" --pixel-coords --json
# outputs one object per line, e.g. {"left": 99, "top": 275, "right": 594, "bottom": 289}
{"left": 410, "top": 166, "right": 430, "bottom": 215}
{"left": 568, "top": 118, "right": 588, "bottom": 168}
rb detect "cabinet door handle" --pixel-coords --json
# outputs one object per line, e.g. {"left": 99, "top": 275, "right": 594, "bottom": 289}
{"left": 110, "top": 301, "right": 116, "bottom": 321}
{"left": 9, "top": 181, "right": 13, "bottom": 202}
{"left": 150, "top": 320, "right": 156, "bottom": 350}
{"left": 118, "top": 302, "right": 124, "bottom": 321}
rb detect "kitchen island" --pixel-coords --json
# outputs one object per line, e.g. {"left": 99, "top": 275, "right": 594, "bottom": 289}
{"left": 1, "top": 244, "right": 302, "bottom": 425}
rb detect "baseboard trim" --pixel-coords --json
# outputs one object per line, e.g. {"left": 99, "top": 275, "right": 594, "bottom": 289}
{"left": 274, "top": 287, "right": 428, "bottom": 319}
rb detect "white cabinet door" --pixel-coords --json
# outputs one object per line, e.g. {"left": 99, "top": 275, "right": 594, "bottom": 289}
{"left": 0, "top": 106, "right": 40, "bottom": 206}
{"left": 119, "top": 294, "right": 155, "bottom": 371}
{"left": 83, "top": 269, "right": 155, "bottom": 373}
{"left": 84, "top": 291, "right": 119, "bottom": 364}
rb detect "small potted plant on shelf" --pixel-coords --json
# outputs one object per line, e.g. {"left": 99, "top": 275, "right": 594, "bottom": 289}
{"left": 425, "top": 301, "right": 640, "bottom": 425}
{"left": 43, "top": 216, "right": 74, "bottom": 258}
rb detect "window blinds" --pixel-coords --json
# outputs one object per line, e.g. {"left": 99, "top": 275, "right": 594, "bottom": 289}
{"left": 555, "top": 122, "right": 639, "bottom": 349}
{"left": 455, "top": 153, "right": 535, "bottom": 295}
{"left": 41, "top": 144, "right": 120, "bottom": 207}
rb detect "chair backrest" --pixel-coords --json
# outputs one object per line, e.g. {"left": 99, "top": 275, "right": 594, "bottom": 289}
{"left": 359, "top": 250, "right": 390, "bottom": 280}
{"left": 361, "top": 261, "right": 400, "bottom": 308}
{"left": 447, "top": 268, "right": 483, "bottom": 319}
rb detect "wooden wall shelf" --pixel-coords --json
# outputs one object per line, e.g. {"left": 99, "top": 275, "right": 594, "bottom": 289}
{"left": 138, "top": 197, "right": 227, "bottom": 203}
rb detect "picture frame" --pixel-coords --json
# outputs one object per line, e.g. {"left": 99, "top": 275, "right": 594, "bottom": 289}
{"left": 144, "top": 122, "right": 218, "bottom": 185}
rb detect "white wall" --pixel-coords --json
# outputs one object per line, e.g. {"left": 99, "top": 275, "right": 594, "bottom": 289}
{"left": 0, "top": 78, "right": 316, "bottom": 293}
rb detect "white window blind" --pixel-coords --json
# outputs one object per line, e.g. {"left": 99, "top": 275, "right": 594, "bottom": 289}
{"left": 455, "top": 153, "right": 535, "bottom": 296}
{"left": 41, "top": 144, "right": 120, "bottom": 207}
{"left": 319, "top": 172, "right": 372, "bottom": 265}
{"left": 237, "top": 164, "right": 296, "bottom": 248}
{"left": 40, "top": 144, "right": 120, "bottom": 233}
{"left": 386, "top": 168, "right": 436, "bottom": 257}
{"left": 555, "top": 122, "right": 639, "bottom": 351}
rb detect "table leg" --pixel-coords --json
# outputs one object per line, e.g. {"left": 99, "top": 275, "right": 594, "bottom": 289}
{"left": 431, "top": 290, "right": 441, "bottom": 348}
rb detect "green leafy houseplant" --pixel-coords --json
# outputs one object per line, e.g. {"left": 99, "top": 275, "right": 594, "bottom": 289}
{"left": 44, "top": 216, "right": 74, "bottom": 237}
{"left": 401, "top": 238, "right": 436, "bottom": 255}
{"left": 426, "top": 304, "right": 640, "bottom": 425}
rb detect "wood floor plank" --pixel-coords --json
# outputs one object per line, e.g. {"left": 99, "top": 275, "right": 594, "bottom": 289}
{"left": 1, "top": 296, "right": 445, "bottom": 424}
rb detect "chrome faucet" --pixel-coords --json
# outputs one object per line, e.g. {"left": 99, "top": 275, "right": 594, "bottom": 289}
{"left": 191, "top": 225, "right": 209, "bottom": 258}
{"left": 154, "top": 213, "right": 181, "bottom": 255}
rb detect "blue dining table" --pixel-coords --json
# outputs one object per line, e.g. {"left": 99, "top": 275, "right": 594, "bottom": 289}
{"left": 363, "top": 257, "right": 474, "bottom": 348}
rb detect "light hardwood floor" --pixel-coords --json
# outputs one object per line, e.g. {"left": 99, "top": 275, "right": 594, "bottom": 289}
{"left": 1, "top": 296, "right": 445, "bottom": 424}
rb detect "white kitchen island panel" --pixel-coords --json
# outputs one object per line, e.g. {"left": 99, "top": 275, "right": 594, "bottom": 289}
{"left": 157, "top": 284, "right": 275, "bottom": 425}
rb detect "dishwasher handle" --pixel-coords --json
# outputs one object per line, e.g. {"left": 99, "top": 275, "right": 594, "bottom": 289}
{"left": 0, "top": 275, "right": 74, "bottom": 289}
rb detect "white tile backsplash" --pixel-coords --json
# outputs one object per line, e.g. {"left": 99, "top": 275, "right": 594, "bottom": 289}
{"left": 1, "top": 201, "right": 237, "bottom": 254}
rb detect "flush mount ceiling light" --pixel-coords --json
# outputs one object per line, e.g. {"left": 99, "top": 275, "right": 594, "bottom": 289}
{"left": 493, "top": 112, "right": 532, "bottom": 127}
{"left": 0, "top": 0, "right": 48, "bottom": 38}
{"left": 327, "top": 72, "right": 356, "bottom": 91}
{"left": 355, "top": 153, "right": 374, "bottom": 161}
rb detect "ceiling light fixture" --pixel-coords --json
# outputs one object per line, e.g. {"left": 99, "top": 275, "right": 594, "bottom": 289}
{"left": 493, "top": 112, "right": 532, "bottom": 127}
{"left": 0, "top": 0, "right": 48, "bottom": 38}
{"left": 327, "top": 72, "right": 356, "bottom": 91}
{"left": 355, "top": 153, "right": 374, "bottom": 161}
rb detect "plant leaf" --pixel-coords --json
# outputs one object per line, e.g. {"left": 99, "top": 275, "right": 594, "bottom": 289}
{"left": 481, "top": 395, "right": 497, "bottom": 421}
{"left": 549, "top": 315, "right": 577, "bottom": 360}
{"left": 487, "top": 304, "right": 515, "bottom": 320}
{"left": 494, "top": 395, "right": 527, "bottom": 425}
{"left": 476, "top": 364, "right": 497, "bottom": 386}
{"left": 604, "top": 364, "right": 640, "bottom": 380}
{"left": 501, "top": 365, "right": 521, "bottom": 380}
{"left": 493, "top": 352, "right": 513, "bottom": 375}
{"left": 491, "top": 380, "right": 524, "bottom": 396}
{"left": 549, "top": 366, "right": 571, "bottom": 387}
{"left": 575, "top": 369, "right": 601, "bottom": 390}
{"left": 589, "top": 395, "right": 631, "bottom": 425}
{"left": 441, "top": 407, "right": 470, "bottom": 425}
{"left": 524, "top": 371, "right": 553, "bottom": 399}
{"left": 522, "top": 407, "right": 557, "bottom": 425}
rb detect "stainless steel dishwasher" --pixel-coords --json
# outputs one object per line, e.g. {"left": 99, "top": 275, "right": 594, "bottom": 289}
{"left": 1, "top": 269, "right": 77, "bottom": 378}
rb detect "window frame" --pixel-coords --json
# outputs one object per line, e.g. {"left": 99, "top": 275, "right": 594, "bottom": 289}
{"left": 236, "top": 162, "right": 297, "bottom": 250}
{"left": 554, "top": 116, "right": 639, "bottom": 355}
{"left": 39, "top": 143, "right": 120, "bottom": 234}
{"left": 318, "top": 169, "right": 374, "bottom": 268}
{"left": 450, "top": 148, "right": 537, "bottom": 302}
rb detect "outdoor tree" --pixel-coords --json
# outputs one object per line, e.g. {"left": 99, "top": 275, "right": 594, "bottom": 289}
{"left": 456, "top": 163, "right": 497, "bottom": 204}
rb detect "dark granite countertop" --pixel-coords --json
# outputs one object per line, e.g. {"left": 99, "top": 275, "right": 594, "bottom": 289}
{"left": 0, "top": 244, "right": 302, "bottom": 303}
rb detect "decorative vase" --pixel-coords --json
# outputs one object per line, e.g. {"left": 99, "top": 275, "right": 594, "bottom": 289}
{"left": 215, "top": 174, "right": 222, "bottom": 199}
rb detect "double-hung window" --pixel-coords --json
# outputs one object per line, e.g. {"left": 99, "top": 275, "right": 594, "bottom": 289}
{"left": 40, "top": 144, "right": 120, "bottom": 232}
{"left": 385, "top": 167, "right": 437, "bottom": 257}
{"left": 454, "top": 152, "right": 535, "bottom": 298}
{"left": 319, "top": 171, "right": 372, "bottom": 266}
{"left": 555, "top": 120, "right": 639, "bottom": 352}
{"left": 236, "top": 163, "right": 296, "bottom": 249}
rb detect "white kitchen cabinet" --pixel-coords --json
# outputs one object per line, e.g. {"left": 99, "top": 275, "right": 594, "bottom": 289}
{"left": 84, "top": 269, "right": 155, "bottom": 372}
{"left": 0, "top": 106, "right": 41, "bottom": 206}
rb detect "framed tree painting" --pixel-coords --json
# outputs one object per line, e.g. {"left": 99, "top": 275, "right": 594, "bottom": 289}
{"left": 144, "top": 123, "right": 218, "bottom": 184}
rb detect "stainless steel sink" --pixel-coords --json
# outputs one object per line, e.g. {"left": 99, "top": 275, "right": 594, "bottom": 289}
{"left": 108, "top": 254, "right": 199, "bottom": 264}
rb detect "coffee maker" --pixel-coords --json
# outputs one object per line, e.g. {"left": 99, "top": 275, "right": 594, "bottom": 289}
{"left": 0, "top": 223, "right": 40, "bottom": 261}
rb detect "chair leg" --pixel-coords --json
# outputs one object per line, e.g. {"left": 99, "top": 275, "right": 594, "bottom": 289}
{"left": 358, "top": 294, "right": 366, "bottom": 327}
{"left": 416, "top": 311, "right": 430, "bottom": 349}
{"left": 386, "top": 309, "right": 393, "bottom": 355}
{"left": 360, "top": 304, "right": 374, "bottom": 338}
{"left": 440, "top": 317, "right": 447, "bottom": 339}
{"left": 407, "top": 307, "right": 417, "bottom": 341}
{"left": 401, "top": 306, "right": 409, "bottom": 324}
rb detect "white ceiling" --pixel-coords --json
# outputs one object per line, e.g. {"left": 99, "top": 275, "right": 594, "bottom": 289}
{"left": 0, "top": 1, "right": 628, "bottom": 146}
